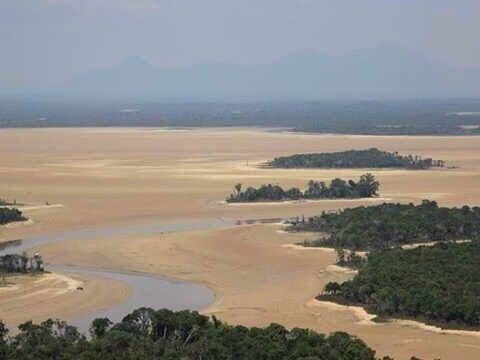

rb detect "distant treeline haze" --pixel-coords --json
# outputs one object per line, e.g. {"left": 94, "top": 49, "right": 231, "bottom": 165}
{"left": 227, "top": 174, "right": 379, "bottom": 203}
{"left": 268, "top": 148, "right": 445, "bottom": 169}
{"left": 2, "top": 99, "right": 480, "bottom": 136}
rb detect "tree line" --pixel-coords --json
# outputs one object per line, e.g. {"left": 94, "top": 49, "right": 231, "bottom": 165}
{"left": 321, "top": 241, "right": 480, "bottom": 330}
{"left": 0, "top": 208, "right": 26, "bottom": 226}
{"left": 227, "top": 174, "right": 379, "bottom": 203}
{"left": 268, "top": 148, "right": 445, "bottom": 169}
{"left": 3, "top": 98, "right": 480, "bottom": 137}
{"left": 0, "top": 253, "right": 44, "bottom": 274}
{"left": 288, "top": 200, "right": 480, "bottom": 250}
{"left": 0, "top": 307, "right": 384, "bottom": 359}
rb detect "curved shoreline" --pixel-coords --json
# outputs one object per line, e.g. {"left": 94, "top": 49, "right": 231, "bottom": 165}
{"left": 311, "top": 299, "right": 480, "bottom": 337}
{"left": 223, "top": 197, "right": 392, "bottom": 206}
{"left": 51, "top": 264, "right": 214, "bottom": 331}
{"left": 0, "top": 218, "right": 233, "bottom": 331}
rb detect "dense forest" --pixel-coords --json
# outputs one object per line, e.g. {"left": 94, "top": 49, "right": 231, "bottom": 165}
{"left": 0, "top": 207, "right": 26, "bottom": 225}
{"left": 268, "top": 148, "right": 445, "bottom": 169}
{"left": 0, "top": 307, "right": 383, "bottom": 359}
{"left": 0, "top": 253, "right": 44, "bottom": 273}
{"left": 288, "top": 200, "right": 480, "bottom": 250}
{"left": 227, "top": 174, "right": 379, "bottom": 203}
{"left": 321, "top": 241, "right": 480, "bottom": 329}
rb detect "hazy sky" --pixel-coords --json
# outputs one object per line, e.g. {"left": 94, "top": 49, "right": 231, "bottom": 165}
{"left": 1, "top": 0, "right": 479, "bottom": 89}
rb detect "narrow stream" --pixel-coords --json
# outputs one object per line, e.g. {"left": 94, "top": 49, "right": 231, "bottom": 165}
{"left": 50, "top": 264, "right": 214, "bottom": 332}
{"left": 0, "top": 218, "right": 234, "bottom": 332}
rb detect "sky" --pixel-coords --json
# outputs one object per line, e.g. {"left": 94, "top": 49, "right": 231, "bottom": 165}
{"left": 1, "top": 0, "right": 480, "bottom": 89}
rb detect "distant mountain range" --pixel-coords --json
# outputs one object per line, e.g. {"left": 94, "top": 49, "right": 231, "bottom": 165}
{"left": 48, "top": 46, "right": 480, "bottom": 100}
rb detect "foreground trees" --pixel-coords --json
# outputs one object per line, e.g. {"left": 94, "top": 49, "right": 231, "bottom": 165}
{"left": 0, "top": 308, "right": 380, "bottom": 359}
{"left": 268, "top": 148, "right": 445, "bottom": 169}
{"left": 321, "top": 242, "right": 480, "bottom": 329}
{"left": 288, "top": 200, "right": 480, "bottom": 250}
{"left": 0, "top": 207, "right": 26, "bottom": 225}
{"left": 227, "top": 174, "right": 379, "bottom": 203}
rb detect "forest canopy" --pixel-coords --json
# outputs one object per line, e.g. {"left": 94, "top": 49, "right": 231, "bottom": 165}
{"left": 227, "top": 174, "right": 379, "bottom": 203}
{"left": 0, "top": 207, "right": 26, "bottom": 226}
{"left": 0, "top": 253, "right": 44, "bottom": 274}
{"left": 0, "top": 308, "right": 380, "bottom": 359}
{"left": 268, "top": 148, "right": 445, "bottom": 169}
{"left": 288, "top": 200, "right": 480, "bottom": 251}
{"left": 321, "top": 241, "right": 480, "bottom": 330}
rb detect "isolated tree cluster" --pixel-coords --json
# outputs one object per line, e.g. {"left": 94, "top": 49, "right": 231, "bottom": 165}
{"left": 0, "top": 253, "right": 44, "bottom": 274}
{"left": 0, "top": 207, "right": 25, "bottom": 225}
{"left": 268, "top": 148, "right": 445, "bottom": 169}
{"left": 227, "top": 174, "right": 379, "bottom": 203}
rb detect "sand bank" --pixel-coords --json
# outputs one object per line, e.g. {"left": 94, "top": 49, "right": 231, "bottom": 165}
{"left": 401, "top": 239, "right": 471, "bottom": 249}
{"left": 281, "top": 243, "right": 335, "bottom": 252}
{"left": 225, "top": 197, "right": 392, "bottom": 206}
{"left": 0, "top": 271, "right": 129, "bottom": 330}
{"left": 2, "top": 128, "right": 480, "bottom": 358}
{"left": 309, "top": 299, "right": 376, "bottom": 325}
{"left": 311, "top": 299, "right": 480, "bottom": 338}
{"left": 18, "top": 203, "right": 64, "bottom": 211}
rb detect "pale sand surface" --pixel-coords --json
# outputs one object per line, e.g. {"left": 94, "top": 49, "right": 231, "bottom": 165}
{"left": 32, "top": 223, "right": 480, "bottom": 360}
{"left": 224, "top": 197, "right": 392, "bottom": 206}
{"left": 311, "top": 299, "right": 480, "bottom": 337}
{"left": 1, "top": 127, "right": 480, "bottom": 243}
{"left": 1, "top": 128, "right": 480, "bottom": 358}
{"left": 401, "top": 239, "right": 471, "bottom": 249}
{"left": 0, "top": 272, "right": 129, "bottom": 330}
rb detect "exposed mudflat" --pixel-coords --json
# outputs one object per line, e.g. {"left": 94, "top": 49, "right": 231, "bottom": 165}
{"left": 1, "top": 127, "right": 480, "bottom": 359}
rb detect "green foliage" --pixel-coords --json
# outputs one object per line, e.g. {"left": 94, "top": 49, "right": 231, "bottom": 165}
{"left": 0, "top": 308, "right": 379, "bottom": 359}
{"left": 0, "top": 207, "right": 26, "bottom": 225}
{"left": 322, "top": 242, "right": 480, "bottom": 329}
{"left": 269, "top": 148, "right": 445, "bottom": 169}
{"left": 227, "top": 174, "right": 379, "bottom": 203}
{"left": 336, "top": 249, "right": 366, "bottom": 269}
{"left": 289, "top": 200, "right": 480, "bottom": 250}
{"left": 0, "top": 253, "right": 44, "bottom": 273}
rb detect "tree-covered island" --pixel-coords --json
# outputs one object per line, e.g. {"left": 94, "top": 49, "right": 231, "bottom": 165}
{"left": 227, "top": 173, "right": 379, "bottom": 203}
{"left": 267, "top": 148, "right": 445, "bottom": 169}
{"left": 0, "top": 207, "right": 26, "bottom": 226}
{"left": 321, "top": 241, "right": 480, "bottom": 330}
{"left": 288, "top": 200, "right": 480, "bottom": 251}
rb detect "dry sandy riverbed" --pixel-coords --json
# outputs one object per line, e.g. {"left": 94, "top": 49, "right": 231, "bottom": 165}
{"left": 30, "top": 223, "right": 480, "bottom": 360}
{"left": 1, "top": 127, "right": 480, "bottom": 358}
{"left": 0, "top": 272, "right": 129, "bottom": 330}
